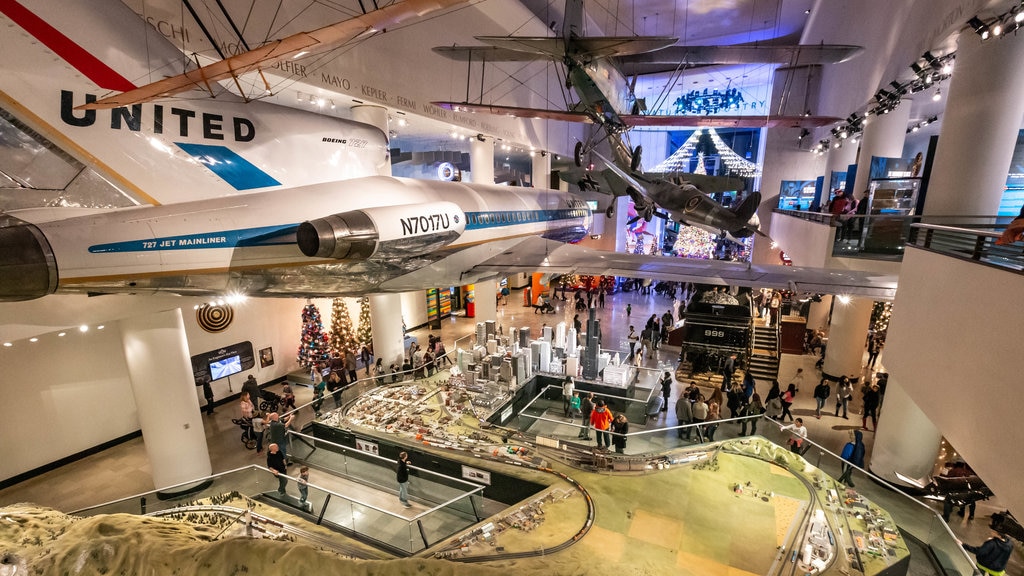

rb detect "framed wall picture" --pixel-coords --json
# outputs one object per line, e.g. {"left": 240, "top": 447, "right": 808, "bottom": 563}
{"left": 258, "top": 347, "right": 274, "bottom": 368}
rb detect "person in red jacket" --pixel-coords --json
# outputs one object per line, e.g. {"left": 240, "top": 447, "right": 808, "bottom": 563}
{"left": 590, "top": 399, "right": 614, "bottom": 450}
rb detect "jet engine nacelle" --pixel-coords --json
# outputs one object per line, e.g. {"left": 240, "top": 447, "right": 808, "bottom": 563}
{"left": 297, "top": 202, "right": 466, "bottom": 260}
{"left": 0, "top": 214, "right": 58, "bottom": 301}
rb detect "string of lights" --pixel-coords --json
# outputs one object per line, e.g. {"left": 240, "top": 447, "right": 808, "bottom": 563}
{"left": 706, "top": 128, "right": 761, "bottom": 177}
{"left": 805, "top": 3, "right": 1021, "bottom": 156}
{"left": 651, "top": 130, "right": 703, "bottom": 172}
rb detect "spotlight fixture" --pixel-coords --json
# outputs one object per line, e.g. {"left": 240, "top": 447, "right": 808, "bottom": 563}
{"left": 942, "top": 61, "right": 953, "bottom": 74}
{"left": 476, "top": 134, "right": 485, "bottom": 142}
{"left": 910, "top": 62, "right": 926, "bottom": 75}
{"left": 933, "top": 88, "right": 942, "bottom": 102}
{"left": 329, "top": 99, "right": 336, "bottom": 110}
{"left": 1017, "top": 9, "right": 1024, "bottom": 23}
{"left": 922, "top": 51, "right": 941, "bottom": 68}
{"left": 968, "top": 16, "right": 988, "bottom": 33}
{"left": 993, "top": 22, "right": 1003, "bottom": 35}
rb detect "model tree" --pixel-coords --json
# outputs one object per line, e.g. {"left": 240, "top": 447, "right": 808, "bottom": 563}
{"left": 356, "top": 296, "right": 373, "bottom": 348}
{"left": 329, "top": 298, "right": 356, "bottom": 354}
{"left": 297, "top": 303, "right": 331, "bottom": 369}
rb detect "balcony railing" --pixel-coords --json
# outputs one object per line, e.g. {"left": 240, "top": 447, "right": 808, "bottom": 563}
{"left": 774, "top": 209, "right": 1019, "bottom": 264}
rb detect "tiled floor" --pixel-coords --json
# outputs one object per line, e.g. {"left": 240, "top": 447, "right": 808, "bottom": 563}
{"left": 0, "top": 285, "right": 1014, "bottom": 571}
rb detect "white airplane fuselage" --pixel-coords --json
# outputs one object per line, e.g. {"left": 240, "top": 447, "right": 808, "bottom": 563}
{"left": 2, "top": 177, "right": 592, "bottom": 300}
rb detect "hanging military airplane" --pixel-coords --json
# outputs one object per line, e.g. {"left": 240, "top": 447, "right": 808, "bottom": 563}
{"left": 0, "top": 0, "right": 896, "bottom": 304}
{"left": 431, "top": 0, "right": 855, "bottom": 237}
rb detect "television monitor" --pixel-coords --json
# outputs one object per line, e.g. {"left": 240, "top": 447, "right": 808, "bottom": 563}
{"left": 210, "top": 355, "right": 242, "bottom": 380}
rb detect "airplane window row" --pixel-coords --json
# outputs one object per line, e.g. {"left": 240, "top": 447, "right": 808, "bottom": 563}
{"left": 467, "top": 209, "right": 588, "bottom": 227}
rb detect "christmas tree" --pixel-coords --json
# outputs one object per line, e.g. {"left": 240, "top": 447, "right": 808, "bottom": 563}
{"left": 329, "top": 298, "right": 356, "bottom": 354}
{"left": 297, "top": 303, "right": 331, "bottom": 369}
{"left": 356, "top": 296, "right": 373, "bottom": 348}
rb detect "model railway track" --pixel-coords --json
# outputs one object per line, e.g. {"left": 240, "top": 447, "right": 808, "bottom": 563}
{"left": 770, "top": 469, "right": 838, "bottom": 576}
{"left": 148, "top": 505, "right": 374, "bottom": 558}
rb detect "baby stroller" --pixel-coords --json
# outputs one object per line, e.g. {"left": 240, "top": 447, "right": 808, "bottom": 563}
{"left": 533, "top": 299, "right": 555, "bottom": 314}
{"left": 258, "top": 390, "right": 281, "bottom": 413}
{"left": 231, "top": 417, "right": 257, "bottom": 450}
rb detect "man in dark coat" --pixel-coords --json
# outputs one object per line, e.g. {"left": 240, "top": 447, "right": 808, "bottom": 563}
{"left": 837, "top": 430, "right": 865, "bottom": 487}
{"left": 961, "top": 530, "right": 1013, "bottom": 576}
{"left": 266, "top": 443, "right": 288, "bottom": 495}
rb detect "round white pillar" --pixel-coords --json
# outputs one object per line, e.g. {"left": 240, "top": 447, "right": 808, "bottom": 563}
{"left": 369, "top": 293, "right": 405, "bottom": 369}
{"left": 473, "top": 279, "right": 498, "bottom": 325}
{"left": 822, "top": 296, "right": 872, "bottom": 381}
{"left": 807, "top": 294, "right": 833, "bottom": 333}
{"left": 924, "top": 32, "right": 1024, "bottom": 215}
{"left": 469, "top": 136, "right": 495, "bottom": 185}
{"left": 351, "top": 105, "right": 391, "bottom": 177}
{"left": 119, "top": 308, "right": 212, "bottom": 492}
{"left": 868, "top": 377, "right": 943, "bottom": 485}
{"left": 851, "top": 99, "right": 912, "bottom": 198}
{"left": 531, "top": 152, "right": 551, "bottom": 189}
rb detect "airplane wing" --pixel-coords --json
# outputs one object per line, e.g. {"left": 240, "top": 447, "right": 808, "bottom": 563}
{"left": 473, "top": 36, "right": 678, "bottom": 60}
{"left": 468, "top": 236, "right": 898, "bottom": 300}
{"left": 433, "top": 102, "right": 839, "bottom": 128}
{"left": 619, "top": 114, "right": 843, "bottom": 128}
{"left": 79, "top": 0, "right": 465, "bottom": 110}
{"left": 433, "top": 45, "right": 557, "bottom": 62}
{"left": 617, "top": 44, "right": 863, "bottom": 76}
{"left": 432, "top": 101, "right": 594, "bottom": 123}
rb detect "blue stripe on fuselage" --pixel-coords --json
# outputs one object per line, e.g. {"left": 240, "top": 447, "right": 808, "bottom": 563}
{"left": 88, "top": 224, "right": 297, "bottom": 253}
{"left": 175, "top": 143, "right": 281, "bottom": 190}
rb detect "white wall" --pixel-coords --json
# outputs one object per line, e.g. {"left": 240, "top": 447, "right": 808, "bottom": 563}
{"left": 767, "top": 213, "right": 835, "bottom": 268}
{"left": 400, "top": 290, "right": 428, "bottom": 329}
{"left": 883, "top": 247, "right": 1024, "bottom": 519}
{"left": 0, "top": 296, "right": 320, "bottom": 483}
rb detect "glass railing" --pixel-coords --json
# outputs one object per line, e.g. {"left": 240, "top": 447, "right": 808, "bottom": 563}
{"left": 72, "top": 447, "right": 484, "bottom": 555}
{"left": 774, "top": 209, "right": 1016, "bottom": 262}
{"left": 909, "top": 223, "right": 1024, "bottom": 273}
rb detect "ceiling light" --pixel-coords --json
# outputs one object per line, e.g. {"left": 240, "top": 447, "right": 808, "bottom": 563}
{"left": 97, "top": 325, "right": 105, "bottom": 330}
{"left": 933, "top": 88, "right": 942, "bottom": 101}
{"left": 1016, "top": 10, "right": 1024, "bottom": 23}
{"left": 942, "top": 62, "right": 953, "bottom": 74}
{"left": 2, "top": 342, "right": 11, "bottom": 347}
{"left": 58, "top": 332, "right": 66, "bottom": 337}
{"left": 993, "top": 22, "right": 1003, "bottom": 35}
{"left": 922, "top": 51, "right": 941, "bottom": 68}
{"left": 837, "top": 295, "right": 851, "bottom": 305}
{"left": 29, "top": 337, "right": 38, "bottom": 342}
{"left": 329, "top": 99, "right": 336, "bottom": 109}
{"left": 79, "top": 325, "right": 89, "bottom": 332}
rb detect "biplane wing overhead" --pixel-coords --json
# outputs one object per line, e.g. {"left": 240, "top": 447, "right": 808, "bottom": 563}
{"left": 616, "top": 44, "right": 864, "bottom": 76}
{"left": 474, "top": 36, "right": 679, "bottom": 60}
{"left": 433, "top": 101, "right": 841, "bottom": 128}
{"left": 78, "top": 0, "right": 465, "bottom": 110}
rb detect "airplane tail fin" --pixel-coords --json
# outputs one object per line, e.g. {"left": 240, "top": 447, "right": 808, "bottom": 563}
{"left": 731, "top": 192, "right": 761, "bottom": 223}
{"left": 563, "top": 0, "right": 584, "bottom": 40}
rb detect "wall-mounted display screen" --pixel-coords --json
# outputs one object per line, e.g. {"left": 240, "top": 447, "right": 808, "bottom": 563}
{"left": 210, "top": 355, "right": 243, "bottom": 380}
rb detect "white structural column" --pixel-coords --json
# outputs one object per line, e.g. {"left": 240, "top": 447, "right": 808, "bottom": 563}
{"left": 924, "top": 32, "right": 1024, "bottom": 215}
{"left": 469, "top": 136, "right": 495, "bottom": 185}
{"left": 119, "top": 308, "right": 211, "bottom": 491}
{"left": 868, "top": 377, "right": 942, "bottom": 483}
{"left": 821, "top": 296, "right": 873, "bottom": 381}
{"left": 822, "top": 139, "right": 858, "bottom": 193}
{"left": 531, "top": 151, "right": 551, "bottom": 188}
{"left": 369, "top": 293, "right": 405, "bottom": 369}
{"left": 850, "top": 100, "right": 912, "bottom": 198}
{"left": 473, "top": 279, "right": 498, "bottom": 325}
{"left": 806, "top": 294, "right": 833, "bottom": 332}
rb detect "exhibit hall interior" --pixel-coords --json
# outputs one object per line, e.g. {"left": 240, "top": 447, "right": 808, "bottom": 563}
{"left": 1, "top": 0, "right": 1023, "bottom": 575}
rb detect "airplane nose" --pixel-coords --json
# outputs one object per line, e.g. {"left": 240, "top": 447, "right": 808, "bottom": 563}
{"left": 0, "top": 215, "right": 58, "bottom": 301}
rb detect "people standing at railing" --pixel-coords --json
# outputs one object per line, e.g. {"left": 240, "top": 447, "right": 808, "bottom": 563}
{"left": 251, "top": 411, "right": 266, "bottom": 454}
{"left": 396, "top": 451, "right": 412, "bottom": 508}
{"left": 267, "top": 412, "right": 294, "bottom": 463}
{"left": 436, "top": 340, "right": 451, "bottom": 366}
{"left": 562, "top": 377, "right": 575, "bottom": 418}
{"left": 960, "top": 530, "right": 1013, "bottom": 576}
{"left": 691, "top": 395, "right": 708, "bottom": 442}
{"left": 578, "top": 392, "right": 594, "bottom": 440}
{"left": 726, "top": 383, "right": 744, "bottom": 418}
{"left": 705, "top": 400, "right": 721, "bottom": 441}
{"left": 837, "top": 430, "right": 865, "bottom": 487}
{"left": 312, "top": 375, "right": 325, "bottom": 418}
{"left": 266, "top": 443, "right": 288, "bottom": 496}
{"left": 995, "top": 205, "right": 1024, "bottom": 246}
{"left": 611, "top": 414, "right": 629, "bottom": 454}
{"left": 360, "top": 345, "right": 372, "bottom": 376}
{"left": 326, "top": 371, "right": 343, "bottom": 408}
{"left": 741, "top": 392, "right": 763, "bottom": 436}
{"left": 298, "top": 466, "right": 310, "bottom": 510}
{"left": 659, "top": 371, "right": 673, "bottom": 412}
{"left": 675, "top": 391, "right": 694, "bottom": 440}
{"left": 590, "top": 399, "right": 614, "bottom": 450}
{"left": 780, "top": 418, "right": 808, "bottom": 454}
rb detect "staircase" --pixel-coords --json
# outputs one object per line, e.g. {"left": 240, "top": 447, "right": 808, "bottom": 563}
{"left": 747, "top": 324, "right": 780, "bottom": 383}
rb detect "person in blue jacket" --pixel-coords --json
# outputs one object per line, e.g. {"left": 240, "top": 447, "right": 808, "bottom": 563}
{"left": 837, "top": 430, "right": 865, "bottom": 487}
